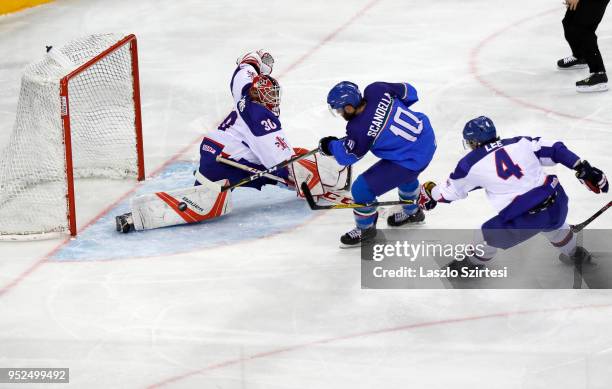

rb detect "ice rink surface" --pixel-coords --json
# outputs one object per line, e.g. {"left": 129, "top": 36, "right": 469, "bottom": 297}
{"left": 1, "top": 0, "right": 612, "bottom": 387}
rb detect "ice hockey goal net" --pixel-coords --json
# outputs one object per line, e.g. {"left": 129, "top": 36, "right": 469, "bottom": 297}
{"left": 0, "top": 34, "right": 144, "bottom": 240}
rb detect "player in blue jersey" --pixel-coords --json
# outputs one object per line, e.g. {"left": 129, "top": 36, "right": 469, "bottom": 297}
{"left": 318, "top": 81, "right": 437, "bottom": 246}
{"left": 418, "top": 116, "right": 608, "bottom": 268}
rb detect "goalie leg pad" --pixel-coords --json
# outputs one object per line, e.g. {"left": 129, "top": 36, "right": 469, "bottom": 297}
{"left": 130, "top": 178, "right": 231, "bottom": 231}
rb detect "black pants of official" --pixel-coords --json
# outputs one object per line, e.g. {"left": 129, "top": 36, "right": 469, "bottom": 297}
{"left": 562, "top": 0, "right": 609, "bottom": 73}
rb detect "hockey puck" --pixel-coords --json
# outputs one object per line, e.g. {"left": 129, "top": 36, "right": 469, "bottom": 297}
{"left": 178, "top": 202, "right": 188, "bottom": 212}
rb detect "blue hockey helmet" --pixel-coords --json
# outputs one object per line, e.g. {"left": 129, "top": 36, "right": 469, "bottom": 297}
{"left": 463, "top": 116, "right": 497, "bottom": 144}
{"left": 327, "top": 81, "right": 362, "bottom": 111}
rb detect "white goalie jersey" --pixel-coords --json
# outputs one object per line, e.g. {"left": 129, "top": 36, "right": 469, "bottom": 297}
{"left": 206, "top": 63, "right": 294, "bottom": 169}
{"left": 120, "top": 63, "right": 352, "bottom": 234}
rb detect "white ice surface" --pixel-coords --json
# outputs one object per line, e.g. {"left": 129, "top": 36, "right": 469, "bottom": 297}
{"left": 1, "top": 0, "right": 612, "bottom": 388}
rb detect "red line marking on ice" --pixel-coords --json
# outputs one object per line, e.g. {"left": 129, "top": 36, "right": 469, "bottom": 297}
{"left": 0, "top": 146, "right": 195, "bottom": 297}
{"left": 146, "top": 303, "right": 612, "bottom": 388}
{"left": 0, "top": 256, "right": 45, "bottom": 297}
{"left": 0, "top": 0, "right": 383, "bottom": 297}
{"left": 275, "top": 0, "right": 380, "bottom": 79}
{"left": 470, "top": 7, "right": 612, "bottom": 126}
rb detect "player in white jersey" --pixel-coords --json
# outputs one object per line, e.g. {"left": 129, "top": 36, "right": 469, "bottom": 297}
{"left": 198, "top": 52, "right": 294, "bottom": 189}
{"left": 115, "top": 50, "right": 348, "bottom": 233}
{"left": 198, "top": 51, "right": 348, "bottom": 195}
{"left": 418, "top": 116, "right": 608, "bottom": 269}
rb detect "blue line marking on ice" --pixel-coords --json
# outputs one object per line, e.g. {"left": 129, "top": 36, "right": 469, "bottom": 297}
{"left": 51, "top": 161, "right": 314, "bottom": 261}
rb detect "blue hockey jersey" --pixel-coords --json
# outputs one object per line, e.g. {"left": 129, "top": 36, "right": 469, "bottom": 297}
{"left": 328, "top": 82, "right": 436, "bottom": 170}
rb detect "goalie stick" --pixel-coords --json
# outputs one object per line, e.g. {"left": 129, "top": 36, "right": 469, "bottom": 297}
{"left": 570, "top": 201, "right": 612, "bottom": 233}
{"left": 216, "top": 155, "right": 288, "bottom": 184}
{"left": 221, "top": 148, "right": 318, "bottom": 192}
{"left": 216, "top": 155, "right": 355, "bottom": 205}
{"left": 301, "top": 182, "right": 416, "bottom": 210}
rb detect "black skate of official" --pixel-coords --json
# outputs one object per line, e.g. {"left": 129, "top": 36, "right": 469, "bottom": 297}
{"left": 557, "top": 56, "right": 588, "bottom": 70}
{"left": 576, "top": 72, "right": 608, "bottom": 93}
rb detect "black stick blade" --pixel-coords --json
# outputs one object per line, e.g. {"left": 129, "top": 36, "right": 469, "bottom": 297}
{"left": 301, "top": 182, "right": 319, "bottom": 210}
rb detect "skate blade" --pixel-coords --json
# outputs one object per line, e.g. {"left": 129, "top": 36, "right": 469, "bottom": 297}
{"left": 339, "top": 237, "right": 380, "bottom": 249}
{"left": 576, "top": 83, "right": 608, "bottom": 93}
{"left": 339, "top": 242, "right": 362, "bottom": 249}
{"left": 559, "top": 254, "right": 599, "bottom": 266}
{"left": 557, "top": 64, "right": 588, "bottom": 70}
{"left": 386, "top": 220, "right": 426, "bottom": 228}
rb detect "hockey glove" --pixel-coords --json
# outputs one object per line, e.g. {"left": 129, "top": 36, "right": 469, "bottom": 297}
{"left": 318, "top": 136, "right": 339, "bottom": 157}
{"left": 418, "top": 181, "right": 438, "bottom": 210}
{"left": 574, "top": 160, "right": 608, "bottom": 193}
{"left": 236, "top": 50, "right": 274, "bottom": 75}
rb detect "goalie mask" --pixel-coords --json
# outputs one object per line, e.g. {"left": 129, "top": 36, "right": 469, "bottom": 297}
{"left": 251, "top": 75, "right": 281, "bottom": 116}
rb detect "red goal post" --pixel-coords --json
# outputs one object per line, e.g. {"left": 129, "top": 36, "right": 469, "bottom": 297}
{"left": 60, "top": 34, "right": 145, "bottom": 236}
{"left": 0, "top": 33, "right": 145, "bottom": 240}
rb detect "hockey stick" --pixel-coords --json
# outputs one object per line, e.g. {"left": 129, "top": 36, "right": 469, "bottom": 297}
{"left": 217, "top": 155, "right": 356, "bottom": 205}
{"left": 221, "top": 148, "right": 318, "bottom": 192}
{"left": 570, "top": 200, "right": 612, "bottom": 233}
{"left": 216, "top": 155, "right": 288, "bottom": 184}
{"left": 300, "top": 182, "right": 416, "bottom": 210}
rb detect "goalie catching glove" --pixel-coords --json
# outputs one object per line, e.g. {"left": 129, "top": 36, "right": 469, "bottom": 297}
{"left": 574, "top": 160, "right": 608, "bottom": 194}
{"left": 236, "top": 49, "right": 274, "bottom": 75}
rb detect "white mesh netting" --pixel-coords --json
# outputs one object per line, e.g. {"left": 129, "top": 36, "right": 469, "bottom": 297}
{"left": 0, "top": 34, "right": 140, "bottom": 239}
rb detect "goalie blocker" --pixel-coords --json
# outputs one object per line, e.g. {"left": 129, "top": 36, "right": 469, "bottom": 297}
{"left": 115, "top": 149, "right": 350, "bottom": 233}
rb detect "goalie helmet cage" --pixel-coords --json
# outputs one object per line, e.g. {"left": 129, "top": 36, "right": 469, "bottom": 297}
{"left": 0, "top": 34, "right": 144, "bottom": 240}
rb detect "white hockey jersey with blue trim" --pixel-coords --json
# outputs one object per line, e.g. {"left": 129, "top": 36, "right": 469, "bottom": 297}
{"left": 205, "top": 64, "right": 293, "bottom": 168}
{"left": 432, "top": 137, "right": 580, "bottom": 212}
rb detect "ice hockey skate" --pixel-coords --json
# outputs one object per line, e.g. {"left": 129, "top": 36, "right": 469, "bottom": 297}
{"left": 446, "top": 256, "right": 484, "bottom": 271}
{"left": 576, "top": 72, "right": 608, "bottom": 93}
{"left": 557, "top": 55, "right": 587, "bottom": 70}
{"left": 386, "top": 208, "right": 425, "bottom": 227}
{"left": 559, "top": 246, "right": 593, "bottom": 265}
{"left": 340, "top": 225, "right": 377, "bottom": 248}
{"left": 115, "top": 213, "right": 135, "bottom": 234}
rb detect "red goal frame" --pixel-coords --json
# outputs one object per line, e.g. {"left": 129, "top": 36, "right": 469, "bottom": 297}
{"left": 59, "top": 34, "right": 145, "bottom": 236}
